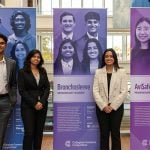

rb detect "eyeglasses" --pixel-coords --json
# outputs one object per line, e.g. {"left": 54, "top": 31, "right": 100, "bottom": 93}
{"left": 0, "top": 42, "right": 6, "bottom": 45}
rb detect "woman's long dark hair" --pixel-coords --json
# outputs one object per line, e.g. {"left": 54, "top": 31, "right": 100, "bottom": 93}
{"left": 101, "top": 48, "right": 120, "bottom": 71}
{"left": 23, "top": 49, "right": 45, "bottom": 73}
{"left": 82, "top": 38, "right": 103, "bottom": 68}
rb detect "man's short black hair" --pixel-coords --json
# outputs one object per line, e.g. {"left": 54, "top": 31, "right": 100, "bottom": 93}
{"left": 84, "top": 12, "right": 100, "bottom": 22}
{"left": 0, "top": 34, "right": 8, "bottom": 43}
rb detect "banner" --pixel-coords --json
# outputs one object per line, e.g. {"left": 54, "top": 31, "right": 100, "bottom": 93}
{"left": 131, "top": 8, "right": 150, "bottom": 149}
{"left": 0, "top": 8, "right": 36, "bottom": 149}
{"left": 54, "top": 9, "right": 107, "bottom": 150}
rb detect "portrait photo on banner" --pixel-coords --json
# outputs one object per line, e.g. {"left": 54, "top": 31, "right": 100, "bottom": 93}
{"left": 0, "top": 8, "right": 36, "bottom": 68}
{"left": 53, "top": 9, "right": 107, "bottom": 75}
{"left": 131, "top": 8, "right": 150, "bottom": 75}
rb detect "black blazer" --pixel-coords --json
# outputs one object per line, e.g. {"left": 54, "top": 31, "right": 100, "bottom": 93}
{"left": 18, "top": 68, "right": 50, "bottom": 108}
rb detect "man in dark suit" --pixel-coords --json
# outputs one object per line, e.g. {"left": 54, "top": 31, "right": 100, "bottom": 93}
{"left": 75, "top": 11, "right": 106, "bottom": 61}
{"left": 0, "top": 34, "right": 17, "bottom": 149}
{"left": 54, "top": 12, "right": 78, "bottom": 61}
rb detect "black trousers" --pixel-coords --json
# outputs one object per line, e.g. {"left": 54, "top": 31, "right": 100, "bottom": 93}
{"left": 0, "top": 96, "right": 12, "bottom": 150}
{"left": 96, "top": 104, "right": 124, "bottom": 150}
{"left": 21, "top": 104, "right": 47, "bottom": 150}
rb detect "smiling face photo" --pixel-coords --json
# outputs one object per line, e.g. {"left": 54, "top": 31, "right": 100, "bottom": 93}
{"left": 136, "top": 20, "right": 150, "bottom": 43}
{"left": 61, "top": 42, "right": 75, "bottom": 60}
{"left": 13, "top": 14, "right": 26, "bottom": 31}
{"left": 86, "top": 19, "right": 100, "bottom": 35}
{"left": 61, "top": 15, "right": 75, "bottom": 34}
{"left": 15, "top": 43, "right": 27, "bottom": 60}
{"left": 87, "top": 41, "right": 99, "bottom": 59}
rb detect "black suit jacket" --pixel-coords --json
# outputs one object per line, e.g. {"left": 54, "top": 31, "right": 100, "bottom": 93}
{"left": 5, "top": 57, "right": 17, "bottom": 106}
{"left": 18, "top": 69, "right": 50, "bottom": 108}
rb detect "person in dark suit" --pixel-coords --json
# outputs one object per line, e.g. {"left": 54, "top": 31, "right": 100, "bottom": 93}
{"left": 75, "top": 11, "right": 106, "bottom": 61}
{"left": 54, "top": 39, "right": 81, "bottom": 75}
{"left": 54, "top": 12, "right": 78, "bottom": 61}
{"left": 0, "top": 34, "right": 17, "bottom": 150}
{"left": 18, "top": 49, "right": 50, "bottom": 150}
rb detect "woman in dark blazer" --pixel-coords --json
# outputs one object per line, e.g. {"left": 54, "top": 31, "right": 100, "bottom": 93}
{"left": 18, "top": 49, "right": 50, "bottom": 150}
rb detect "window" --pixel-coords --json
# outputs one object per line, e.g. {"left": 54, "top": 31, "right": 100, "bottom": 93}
{"left": 72, "top": 0, "right": 82, "bottom": 8}
{"left": 37, "top": 0, "right": 112, "bottom": 15}
{"left": 113, "top": 35, "right": 123, "bottom": 60}
{"left": 105, "top": 0, "right": 113, "bottom": 16}
{"left": 37, "top": 0, "right": 59, "bottom": 15}
{"left": 93, "top": 0, "right": 103, "bottom": 8}
{"left": 62, "top": 0, "right": 71, "bottom": 8}
{"left": 107, "top": 35, "right": 123, "bottom": 60}
{"left": 107, "top": 33, "right": 130, "bottom": 61}
{"left": 37, "top": 32, "right": 53, "bottom": 63}
{"left": 41, "top": 0, "right": 51, "bottom": 14}
{"left": 83, "top": 0, "right": 93, "bottom": 8}
{"left": 52, "top": 0, "right": 60, "bottom": 14}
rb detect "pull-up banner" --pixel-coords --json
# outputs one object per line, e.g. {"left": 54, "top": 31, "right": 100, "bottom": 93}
{"left": 53, "top": 8, "right": 107, "bottom": 150}
{"left": 0, "top": 8, "right": 36, "bottom": 150}
{"left": 131, "top": 8, "right": 150, "bottom": 150}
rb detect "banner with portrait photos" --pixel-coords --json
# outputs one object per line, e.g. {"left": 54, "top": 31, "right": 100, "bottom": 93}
{"left": 53, "top": 8, "right": 107, "bottom": 150}
{"left": 131, "top": 8, "right": 150, "bottom": 149}
{"left": 0, "top": 8, "right": 36, "bottom": 150}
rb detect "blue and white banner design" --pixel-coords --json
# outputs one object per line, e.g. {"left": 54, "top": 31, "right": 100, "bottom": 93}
{"left": 0, "top": 8, "right": 36, "bottom": 150}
